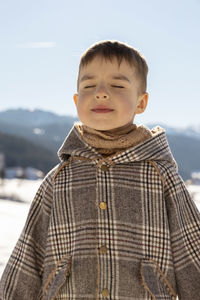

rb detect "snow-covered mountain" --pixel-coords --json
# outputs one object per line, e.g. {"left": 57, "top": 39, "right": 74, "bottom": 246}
{"left": 146, "top": 123, "right": 200, "bottom": 140}
{"left": 0, "top": 108, "right": 78, "bottom": 127}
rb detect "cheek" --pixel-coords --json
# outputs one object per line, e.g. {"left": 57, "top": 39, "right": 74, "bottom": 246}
{"left": 77, "top": 94, "right": 87, "bottom": 107}
{"left": 76, "top": 95, "right": 90, "bottom": 116}
{"left": 118, "top": 96, "right": 135, "bottom": 111}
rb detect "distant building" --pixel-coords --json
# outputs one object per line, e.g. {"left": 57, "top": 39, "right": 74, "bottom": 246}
{"left": 5, "top": 167, "right": 44, "bottom": 180}
{"left": 24, "top": 167, "right": 44, "bottom": 180}
{"left": 5, "top": 167, "right": 25, "bottom": 179}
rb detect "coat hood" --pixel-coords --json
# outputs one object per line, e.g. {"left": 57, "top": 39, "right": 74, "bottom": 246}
{"left": 58, "top": 123, "right": 178, "bottom": 170}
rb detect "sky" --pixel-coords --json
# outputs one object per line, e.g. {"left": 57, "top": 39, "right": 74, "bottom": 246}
{"left": 0, "top": 0, "right": 200, "bottom": 128}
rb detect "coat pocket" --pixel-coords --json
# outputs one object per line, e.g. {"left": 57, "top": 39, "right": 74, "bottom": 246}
{"left": 42, "top": 254, "right": 72, "bottom": 300}
{"left": 140, "top": 258, "right": 176, "bottom": 300}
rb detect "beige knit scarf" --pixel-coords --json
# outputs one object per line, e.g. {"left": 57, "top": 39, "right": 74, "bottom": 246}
{"left": 75, "top": 122, "right": 153, "bottom": 157}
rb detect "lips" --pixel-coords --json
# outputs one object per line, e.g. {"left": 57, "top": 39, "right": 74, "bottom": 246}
{"left": 91, "top": 105, "right": 114, "bottom": 112}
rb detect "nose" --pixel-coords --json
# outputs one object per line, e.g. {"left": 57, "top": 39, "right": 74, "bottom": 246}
{"left": 95, "top": 85, "right": 109, "bottom": 100}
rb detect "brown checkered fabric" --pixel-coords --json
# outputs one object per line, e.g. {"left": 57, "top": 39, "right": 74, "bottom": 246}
{"left": 0, "top": 125, "right": 199, "bottom": 300}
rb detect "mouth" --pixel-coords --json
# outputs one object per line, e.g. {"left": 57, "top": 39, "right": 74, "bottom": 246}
{"left": 91, "top": 108, "right": 114, "bottom": 113}
{"left": 91, "top": 105, "right": 114, "bottom": 113}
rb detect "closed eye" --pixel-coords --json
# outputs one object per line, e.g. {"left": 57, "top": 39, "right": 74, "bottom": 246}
{"left": 112, "top": 85, "right": 124, "bottom": 88}
{"left": 84, "top": 85, "right": 124, "bottom": 89}
{"left": 84, "top": 85, "right": 95, "bottom": 88}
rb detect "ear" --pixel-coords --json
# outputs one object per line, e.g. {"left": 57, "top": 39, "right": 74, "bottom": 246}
{"left": 135, "top": 93, "right": 149, "bottom": 114}
{"left": 73, "top": 93, "right": 78, "bottom": 107}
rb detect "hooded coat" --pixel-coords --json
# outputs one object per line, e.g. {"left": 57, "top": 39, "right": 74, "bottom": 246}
{"left": 0, "top": 124, "right": 199, "bottom": 300}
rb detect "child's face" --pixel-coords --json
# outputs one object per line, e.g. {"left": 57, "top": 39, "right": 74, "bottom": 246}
{"left": 73, "top": 56, "right": 148, "bottom": 130}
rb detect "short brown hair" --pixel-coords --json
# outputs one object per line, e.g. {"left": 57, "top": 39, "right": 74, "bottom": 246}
{"left": 77, "top": 40, "right": 148, "bottom": 95}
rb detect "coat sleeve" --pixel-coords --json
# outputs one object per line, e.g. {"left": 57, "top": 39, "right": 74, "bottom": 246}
{"left": 164, "top": 166, "right": 200, "bottom": 300}
{"left": 0, "top": 169, "right": 55, "bottom": 300}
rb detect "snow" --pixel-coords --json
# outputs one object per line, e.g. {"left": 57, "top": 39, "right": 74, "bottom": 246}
{"left": 0, "top": 179, "right": 200, "bottom": 278}
{"left": 186, "top": 184, "right": 200, "bottom": 211}
{"left": 33, "top": 127, "right": 45, "bottom": 135}
{"left": 0, "top": 178, "right": 42, "bottom": 203}
{"left": 0, "top": 200, "right": 30, "bottom": 276}
{"left": 0, "top": 179, "right": 42, "bottom": 277}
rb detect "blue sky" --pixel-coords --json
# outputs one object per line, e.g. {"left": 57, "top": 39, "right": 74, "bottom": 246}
{"left": 0, "top": 0, "right": 199, "bottom": 127}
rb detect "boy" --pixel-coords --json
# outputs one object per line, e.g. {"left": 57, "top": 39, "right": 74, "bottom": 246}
{"left": 0, "top": 40, "right": 199, "bottom": 300}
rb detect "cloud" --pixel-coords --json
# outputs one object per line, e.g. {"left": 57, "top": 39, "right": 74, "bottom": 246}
{"left": 16, "top": 42, "right": 56, "bottom": 48}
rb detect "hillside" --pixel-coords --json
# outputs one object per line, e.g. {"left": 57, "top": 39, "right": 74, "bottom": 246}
{"left": 0, "top": 108, "right": 79, "bottom": 152}
{"left": 0, "top": 132, "right": 58, "bottom": 173}
{"left": 167, "top": 135, "right": 200, "bottom": 180}
{"left": 0, "top": 108, "right": 78, "bottom": 126}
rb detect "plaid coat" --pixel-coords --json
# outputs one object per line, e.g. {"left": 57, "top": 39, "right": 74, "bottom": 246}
{"left": 0, "top": 124, "right": 200, "bottom": 300}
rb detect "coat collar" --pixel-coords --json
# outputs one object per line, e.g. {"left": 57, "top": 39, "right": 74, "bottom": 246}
{"left": 58, "top": 123, "right": 178, "bottom": 170}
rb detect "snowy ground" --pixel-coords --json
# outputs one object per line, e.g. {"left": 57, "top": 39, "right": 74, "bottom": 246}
{"left": 0, "top": 179, "right": 200, "bottom": 278}
{"left": 0, "top": 179, "right": 42, "bottom": 277}
{"left": 186, "top": 184, "right": 200, "bottom": 210}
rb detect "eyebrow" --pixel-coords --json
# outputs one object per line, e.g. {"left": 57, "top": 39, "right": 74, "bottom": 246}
{"left": 80, "top": 74, "right": 131, "bottom": 83}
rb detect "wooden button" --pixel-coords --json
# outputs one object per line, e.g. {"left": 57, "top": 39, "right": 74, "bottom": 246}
{"left": 100, "top": 245, "right": 107, "bottom": 254}
{"left": 101, "top": 289, "right": 109, "bottom": 297}
{"left": 101, "top": 165, "right": 109, "bottom": 172}
{"left": 99, "top": 202, "right": 107, "bottom": 210}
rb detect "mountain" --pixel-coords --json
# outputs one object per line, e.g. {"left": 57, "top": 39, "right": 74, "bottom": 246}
{"left": 167, "top": 134, "right": 200, "bottom": 180}
{"left": 0, "top": 132, "right": 58, "bottom": 173}
{"left": 146, "top": 123, "right": 200, "bottom": 140}
{"left": 0, "top": 108, "right": 200, "bottom": 180}
{"left": 0, "top": 108, "right": 79, "bottom": 153}
{"left": 0, "top": 108, "right": 78, "bottom": 127}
